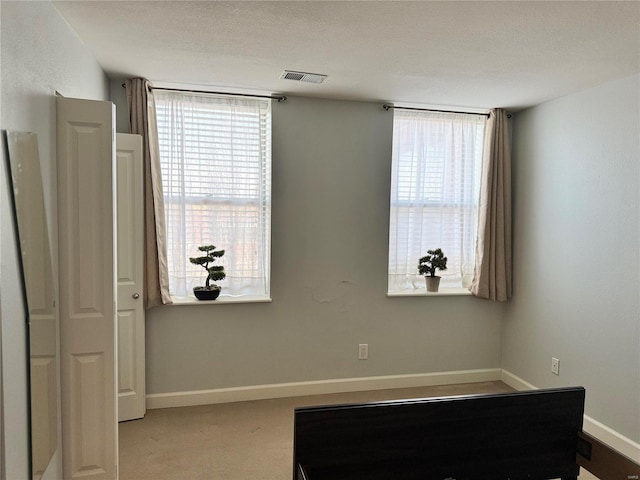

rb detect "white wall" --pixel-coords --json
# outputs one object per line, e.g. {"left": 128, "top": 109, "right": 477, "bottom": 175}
{"left": 0, "top": 2, "right": 109, "bottom": 478}
{"left": 110, "top": 80, "right": 130, "bottom": 134}
{"left": 144, "top": 96, "right": 505, "bottom": 395}
{"left": 504, "top": 74, "right": 640, "bottom": 443}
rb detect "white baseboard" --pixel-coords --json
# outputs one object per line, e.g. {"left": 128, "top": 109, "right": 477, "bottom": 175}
{"left": 146, "top": 368, "right": 502, "bottom": 410}
{"left": 500, "top": 369, "right": 538, "bottom": 391}
{"left": 501, "top": 369, "right": 640, "bottom": 463}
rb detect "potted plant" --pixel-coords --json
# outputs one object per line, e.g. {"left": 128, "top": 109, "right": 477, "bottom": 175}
{"left": 418, "top": 248, "right": 448, "bottom": 292}
{"left": 189, "top": 244, "right": 226, "bottom": 300}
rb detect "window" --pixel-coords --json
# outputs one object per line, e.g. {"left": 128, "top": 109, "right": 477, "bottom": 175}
{"left": 155, "top": 91, "right": 271, "bottom": 299}
{"left": 388, "top": 110, "right": 486, "bottom": 293}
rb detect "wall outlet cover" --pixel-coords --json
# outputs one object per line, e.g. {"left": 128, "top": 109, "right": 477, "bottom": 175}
{"left": 551, "top": 357, "right": 560, "bottom": 375}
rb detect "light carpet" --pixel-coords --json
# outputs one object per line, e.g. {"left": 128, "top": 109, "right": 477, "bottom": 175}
{"left": 119, "top": 381, "right": 598, "bottom": 480}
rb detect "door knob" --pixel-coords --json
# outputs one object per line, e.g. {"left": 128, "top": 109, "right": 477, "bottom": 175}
{"left": 132, "top": 292, "right": 140, "bottom": 299}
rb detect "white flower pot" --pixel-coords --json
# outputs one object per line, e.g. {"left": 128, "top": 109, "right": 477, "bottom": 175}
{"left": 425, "top": 276, "right": 441, "bottom": 292}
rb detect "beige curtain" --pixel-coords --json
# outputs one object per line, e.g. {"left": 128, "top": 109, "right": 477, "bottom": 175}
{"left": 470, "top": 109, "right": 512, "bottom": 301}
{"left": 125, "top": 78, "right": 172, "bottom": 307}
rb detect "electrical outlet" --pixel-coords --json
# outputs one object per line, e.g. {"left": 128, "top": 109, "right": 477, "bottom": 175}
{"left": 358, "top": 344, "right": 369, "bottom": 360}
{"left": 551, "top": 357, "right": 560, "bottom": 375}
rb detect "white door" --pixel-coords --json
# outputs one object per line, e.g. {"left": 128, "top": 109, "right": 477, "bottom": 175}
{"left": 57, "top": 97, "right": 117, "bottom": 480}
{"left": 116, "top": 134, "right": 145, "bottom": 422}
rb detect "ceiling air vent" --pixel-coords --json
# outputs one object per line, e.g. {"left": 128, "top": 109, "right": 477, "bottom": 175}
{"left": 280, "top": 70, "right": 327, "bottom": 84}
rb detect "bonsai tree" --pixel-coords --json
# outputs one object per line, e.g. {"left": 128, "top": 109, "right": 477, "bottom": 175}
{"left": 190, "top": 244, "right": 226, "bottom": 290}
{"left": 418, "top": 248, "right": 448, "bottom": 277}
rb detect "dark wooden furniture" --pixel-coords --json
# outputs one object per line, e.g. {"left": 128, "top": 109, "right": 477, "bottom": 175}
{"left": 577, "top": 431, "right": 640, "bottom": 480}
{"left": 293, "top": 386, "right": 586, "bottom": 480}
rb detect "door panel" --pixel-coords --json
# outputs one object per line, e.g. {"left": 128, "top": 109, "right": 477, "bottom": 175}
{"left": 57, "top": 97, "right": 117, "bottom": 480}
{"left": 116, "top": 133, "right": 145, "bottom": 422}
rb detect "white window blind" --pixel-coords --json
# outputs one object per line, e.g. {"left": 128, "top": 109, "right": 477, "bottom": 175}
{"left": 155, "top": 91, "right": 271, "bottom": 299}
{"left": 388, "top": 110, "right": 486, "bottom": 293}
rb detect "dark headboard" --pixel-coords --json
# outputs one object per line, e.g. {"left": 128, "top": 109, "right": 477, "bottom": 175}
{"left": 293, "top": 386, "right": 585, "bottom": 480}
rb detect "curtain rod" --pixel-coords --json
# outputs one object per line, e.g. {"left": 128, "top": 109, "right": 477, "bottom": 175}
{"left": 383, "top": 103, "right": 490, "bottom": 117}
{"left": 121, "top": 83, "right": 287, "bottom": 102}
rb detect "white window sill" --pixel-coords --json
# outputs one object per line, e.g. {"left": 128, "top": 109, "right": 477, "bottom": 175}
{"left": 167, "top": 294, "right": 272, "bottom": 306}
{"left": 387, "top": 287, "right": 472, "bottom": 297}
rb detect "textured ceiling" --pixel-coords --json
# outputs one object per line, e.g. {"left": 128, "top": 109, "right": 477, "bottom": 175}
{"left": 53, "top": 1, "right": 640, "bottom": 111}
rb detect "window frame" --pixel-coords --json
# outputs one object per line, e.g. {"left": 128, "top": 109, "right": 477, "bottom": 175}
{"left": 155, "top": 90, "right": 272, "bottom": 303}
{"left": 387, "top": 109, "right": 486, "bottom": 296}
